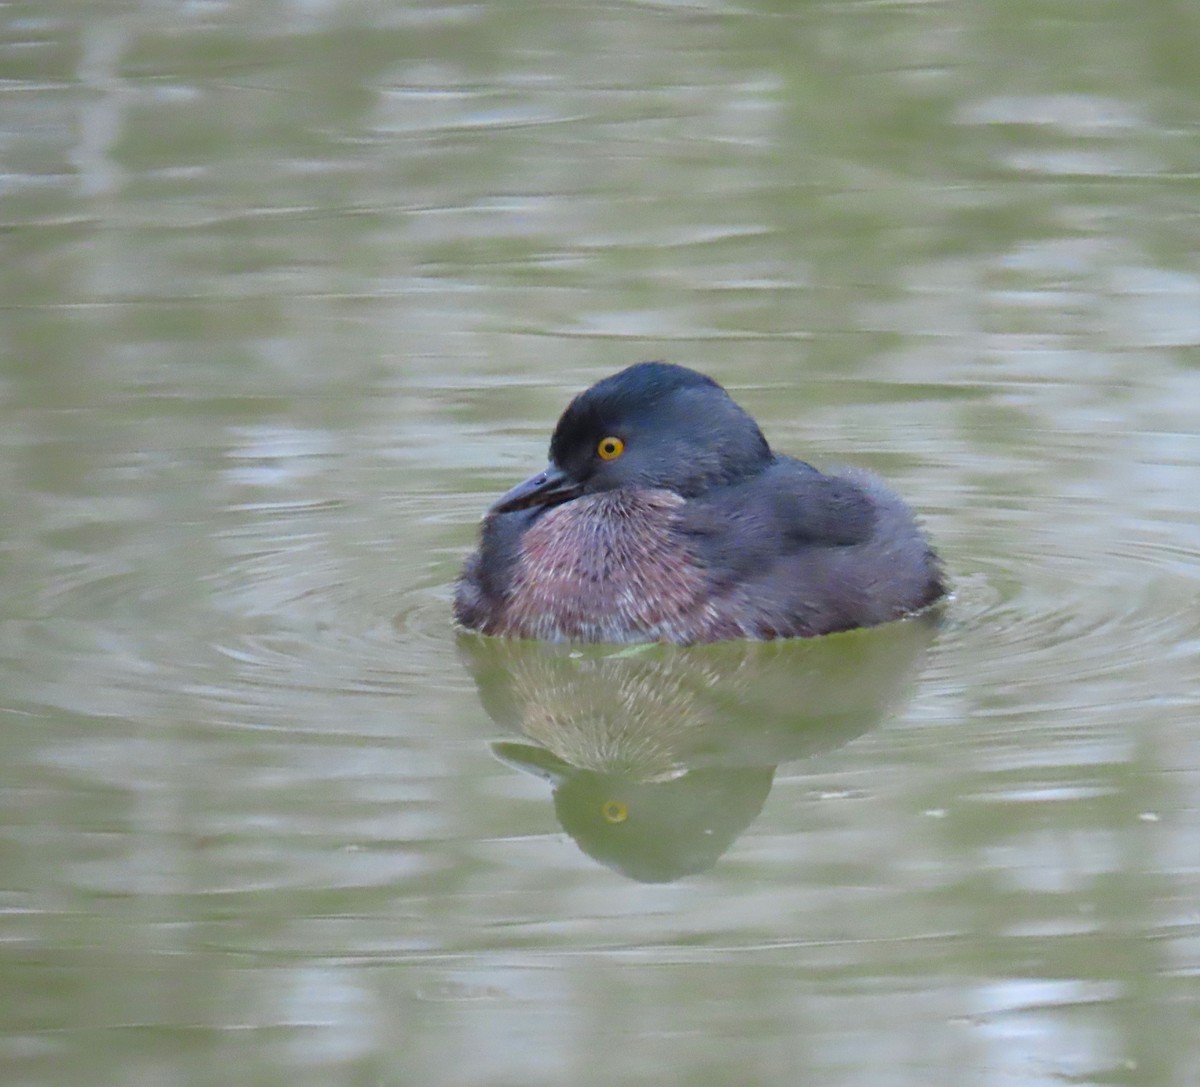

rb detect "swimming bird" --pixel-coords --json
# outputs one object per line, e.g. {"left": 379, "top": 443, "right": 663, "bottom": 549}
{"left": 455, "top": 362, "right": 943, "bottom": 644}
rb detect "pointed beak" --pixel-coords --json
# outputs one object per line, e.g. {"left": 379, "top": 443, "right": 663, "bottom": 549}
{"left": 490, "top": 741, "right": 574, "bottom": 787}
{"left": 489, "top": 463, "right": 582, "bottom": 515}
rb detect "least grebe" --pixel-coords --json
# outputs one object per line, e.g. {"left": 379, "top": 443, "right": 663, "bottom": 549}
{"left": 455, "top": 362, "right": 943, "bottom": 644}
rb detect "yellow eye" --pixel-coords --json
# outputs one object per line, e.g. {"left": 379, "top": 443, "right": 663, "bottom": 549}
{"left": 597, "top": 436, "right": 624, "bottom": 461}
{"left": 600, "top": 799, "right": 628, "bottom": 824}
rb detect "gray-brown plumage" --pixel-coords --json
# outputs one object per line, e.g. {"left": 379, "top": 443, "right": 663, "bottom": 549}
{"left": 455, "top": 362, "right": 943, "bottom": 645}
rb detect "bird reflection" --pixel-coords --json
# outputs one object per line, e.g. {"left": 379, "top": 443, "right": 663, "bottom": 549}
{"left": 458, "top": 613, "right": 939, "bottom": 882}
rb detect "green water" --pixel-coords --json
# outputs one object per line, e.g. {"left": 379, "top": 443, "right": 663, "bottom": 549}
{"left": 3, "top": 2, "right": 1199, "bottom": 1085}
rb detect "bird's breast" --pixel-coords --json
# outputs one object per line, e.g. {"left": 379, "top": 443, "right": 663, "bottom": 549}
{"left": 501, "top": 489, "right": 722, "bottom": 643}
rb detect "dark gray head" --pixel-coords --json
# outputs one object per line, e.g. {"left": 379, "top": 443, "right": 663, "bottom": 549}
{"left": 491, "top": 362, "right": 773, "bottom": 514}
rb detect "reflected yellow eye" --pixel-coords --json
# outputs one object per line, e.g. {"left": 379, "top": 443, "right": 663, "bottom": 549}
{"left": 600, "top": 799, "right": 629, "bottom": 824}
{"left": 597, "top": 436, "right": 625, "bottom": 461}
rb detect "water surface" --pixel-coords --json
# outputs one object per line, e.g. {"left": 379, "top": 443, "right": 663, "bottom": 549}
{"left": 3, "top": 2, "right": 1199, "bottom": 1085}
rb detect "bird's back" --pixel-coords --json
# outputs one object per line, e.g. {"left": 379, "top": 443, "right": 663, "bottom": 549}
{"left": 679, "top": 461, "right": 942, "bottom": 639}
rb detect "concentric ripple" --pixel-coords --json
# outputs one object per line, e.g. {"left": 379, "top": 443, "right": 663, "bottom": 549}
{"left": 919, "top": 484, "right": 1200, "bottom": 726}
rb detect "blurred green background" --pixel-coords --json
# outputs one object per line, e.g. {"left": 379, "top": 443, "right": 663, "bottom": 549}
{"left": 2, "top": 2, "right": 1199, "bottom": 1085}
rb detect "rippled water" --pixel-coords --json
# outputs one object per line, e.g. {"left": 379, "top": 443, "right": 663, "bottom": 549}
{"left": 3, "top": 2, "right": 1200, "bottom": 1085}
